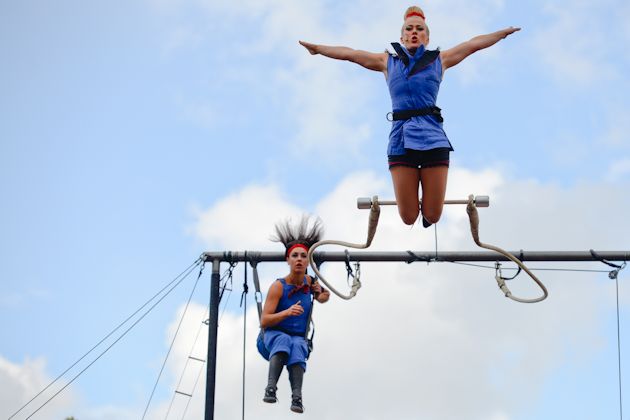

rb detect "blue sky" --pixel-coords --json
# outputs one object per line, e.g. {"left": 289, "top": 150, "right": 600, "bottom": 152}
{"left": 1, "top": 0, "right": 629, "bottom": 419}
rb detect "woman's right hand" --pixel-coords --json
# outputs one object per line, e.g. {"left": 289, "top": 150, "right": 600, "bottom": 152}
{"left": 285, "top": 301, "right": 304, "bottom": 316}
{"left": 299, "top": 40, "right": 318, "bottom": 55}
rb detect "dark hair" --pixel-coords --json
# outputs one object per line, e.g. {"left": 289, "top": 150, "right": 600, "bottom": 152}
{"left": 271, "top": 215, "right": 324, "bottom": 257}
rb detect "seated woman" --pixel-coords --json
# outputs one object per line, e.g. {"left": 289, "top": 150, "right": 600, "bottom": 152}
{"left": 258, "top": 216, "right": 330, "bottom": 414}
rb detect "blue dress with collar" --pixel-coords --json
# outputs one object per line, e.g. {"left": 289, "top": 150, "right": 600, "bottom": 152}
{"left": 386, "top": 43, "right": 453, "bottom": 155}
{"left": 258, "top": 277, "right": 313, "bottom": 370}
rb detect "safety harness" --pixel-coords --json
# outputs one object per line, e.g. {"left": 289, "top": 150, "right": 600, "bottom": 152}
{"left": 386, "top": 43, "right": 444, "bottom": 123}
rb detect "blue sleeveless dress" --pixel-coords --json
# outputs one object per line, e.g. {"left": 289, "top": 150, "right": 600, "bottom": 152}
{"left": 258, "top": 277, "right": 312, "bottom": 370}
{"left": 386, "top": 44, "right": 453, "bottom": 155}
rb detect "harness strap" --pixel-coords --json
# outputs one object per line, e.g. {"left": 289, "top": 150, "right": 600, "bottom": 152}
{"left": 251, "top": 261, "right": 263, "bottom": 322}
{"left": 391, "top": 106, "right": 443, "bottom": 122}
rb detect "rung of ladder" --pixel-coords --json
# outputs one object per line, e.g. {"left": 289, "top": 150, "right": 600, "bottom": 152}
{"left": 175, "top": 390, "right": 193, "bottom": 398}
{"left": 189, "top": 356, "right": 206, "bottom": 363}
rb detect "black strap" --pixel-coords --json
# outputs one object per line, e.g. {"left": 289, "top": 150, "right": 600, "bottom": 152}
{"left": 390, "top": 42, "right": 440, "bottom": 76}
{"left": 590, "top": 249, "right": 623, "bottom": 269}
{"left": 392, "top": 106, "right": 443, "bottom": 122}
{"left": 390, "top": 42, "right": 410, "bottom": 66}
{"left": 409, "top": 49, "right": 440, "bottom": 76}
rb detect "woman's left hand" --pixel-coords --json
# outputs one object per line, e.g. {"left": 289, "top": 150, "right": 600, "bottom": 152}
{"left": 311, "top": 281, "right": 322, "bottom": 295}
{"left": 501, "top": 26, "right": 521, "bottom": 38}
{"left": 299, "top": 40, "right": 319, "bottom": 55}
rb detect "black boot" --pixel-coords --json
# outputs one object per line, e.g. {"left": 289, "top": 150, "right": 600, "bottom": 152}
{"left": 290, "top": 396, "right": 304, "bottom": 413}
{"left": 288, "top": 364, "right": 305, "bottom": 413}
{"left": 263, "top": 386, "right": 277, "bottom": 403}
{"left": 263, "top": 352, "right": 287, "bottom": 403}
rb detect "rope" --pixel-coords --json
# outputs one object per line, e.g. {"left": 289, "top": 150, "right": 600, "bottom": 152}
{"left": 614, "top": 269, "right": 624, "bottom": 420}
{"left": 307, "top": 196, "right": 380, "bottom": 299}
{"left": 181, "top": 359, "right": 205, "bottom": 419}
{"left": 142, "top": 262, "right": 206, "bottom": 419}
{"left": 448, "top": 260, "right": 611, "bottom": 273}
{"left": 217, "top": 262, "right": 236, "bottom": 323}
{"left": 240, "top": 253, "right": 248, "bottom": 420}
{"left": 591, "top": 254, "right": 627, "bottom": 420}
{"left": 164, "top": 307, "right": 209, "bottom": 420}
{"left": 15, "top": 259, "right": 203, "bottom": 420}
{"left": 465, "top": 194, "right": 548, "bottom": 303}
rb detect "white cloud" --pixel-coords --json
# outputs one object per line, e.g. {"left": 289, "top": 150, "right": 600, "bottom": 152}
{"left": 172, "top": 91, "right": 220, "bottom": 130}
{"left": 532, "top": 0, "right": 624, "bottom": 86}
{"left": 599, "top": 107, "right": 630, "bottom": 149}
{"left": 191, "top": 183, "right": 305, "bottom": 250}
{"left": 0, "top": 287, "right": 51, "bottom": 309}
{"left": 12, "top": 166, "right": 620, "bottom": 419}
{"left": 170, "top": 165, "right": 630, "bottom": 419}
{"left": 0, "top": 355, "right": 77, "bottom": 419}
{"left": 606, "top": 158, "right": 630, "bottom": 182}
{"left": 279, "top": 0, "right": 513, "bottom": 158}
{"left": 161, "top": 26, "right": 203, "bottom": 56}
{"left": 152, "top": 0, "right": 517, "bottom": 164}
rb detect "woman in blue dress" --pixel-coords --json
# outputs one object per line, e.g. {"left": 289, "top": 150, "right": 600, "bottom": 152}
{"left": 300, "top": 6, "right": 519, "bottom": 228}
{"left": 259, "top": 216, "right": 330, "bottom": 413}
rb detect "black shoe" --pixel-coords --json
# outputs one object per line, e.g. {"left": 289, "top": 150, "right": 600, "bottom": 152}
{"left": 263, "top": 387, "right": 277, "bottom": 403}
{"left": 290, "top": 396, "right": 304, "bottom": 413}
{"left": 422, "top": 216, "right": 432, "bottom": 228}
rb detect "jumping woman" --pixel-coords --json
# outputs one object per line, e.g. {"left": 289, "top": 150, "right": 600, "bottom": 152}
{"left": 300, "top": 6, "right": 519, "bottom": 228}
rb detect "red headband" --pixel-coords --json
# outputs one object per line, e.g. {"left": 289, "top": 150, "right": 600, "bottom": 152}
{"left": 286, "top": 243, "right": 308, "bottom": 256}
{"left": 406, "top": 11, "right": 425, "bottom": 20}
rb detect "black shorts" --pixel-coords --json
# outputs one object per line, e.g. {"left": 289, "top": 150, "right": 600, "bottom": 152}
{"left": 388, "top": 147, "right": 451, "bottom": 169}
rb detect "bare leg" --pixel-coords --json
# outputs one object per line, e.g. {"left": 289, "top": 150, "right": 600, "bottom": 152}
{"left": 390, "top": 166, "right": 421, "bottom": 225}
{"left": 419, "top": 166, "right": 449, "bottom": 225}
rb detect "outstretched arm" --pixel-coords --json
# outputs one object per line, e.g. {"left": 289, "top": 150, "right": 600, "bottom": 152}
{"left": 440, "top": 27, "right": 520, "bottom": 71}
{"left": 299, "top": 40, "right": 388, "bottom": 73}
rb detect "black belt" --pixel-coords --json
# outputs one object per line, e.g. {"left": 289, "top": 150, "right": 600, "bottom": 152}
{"left": 387, "top": 106, "right": 443, "bottom": 123}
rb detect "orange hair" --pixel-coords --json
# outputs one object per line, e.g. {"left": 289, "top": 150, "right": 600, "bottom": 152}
{"left": 401, "top": 6, "right": 429, "bottom": 37}
{"left": 404, "top": 6, "right": 425, "bottom": 21}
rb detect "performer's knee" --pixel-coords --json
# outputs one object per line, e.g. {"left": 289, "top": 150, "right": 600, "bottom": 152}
{"left": 399, "top": 208, "right": 420, "bottom": 225}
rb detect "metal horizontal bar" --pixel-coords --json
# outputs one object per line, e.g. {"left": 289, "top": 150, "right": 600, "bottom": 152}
{"left": 357, "top": 195, "right": 490, "bottom": 209}
{"left": 202, "top": 250, "right": 630, "bottom": 263}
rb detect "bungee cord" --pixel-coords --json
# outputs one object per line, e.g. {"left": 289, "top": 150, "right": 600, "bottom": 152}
{"left": 307, "top": 196, "right": 381, "bottom": 300}
{"left": 465, "top": 194, "right": 548, "bottom": 303}
{"left": 308, "top": 193, "right": 549, "bottom": 303}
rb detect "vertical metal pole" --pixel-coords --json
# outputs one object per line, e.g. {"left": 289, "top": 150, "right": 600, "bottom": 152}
{"left": 205, "top": 259, "right": 221, "bottom": 420}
